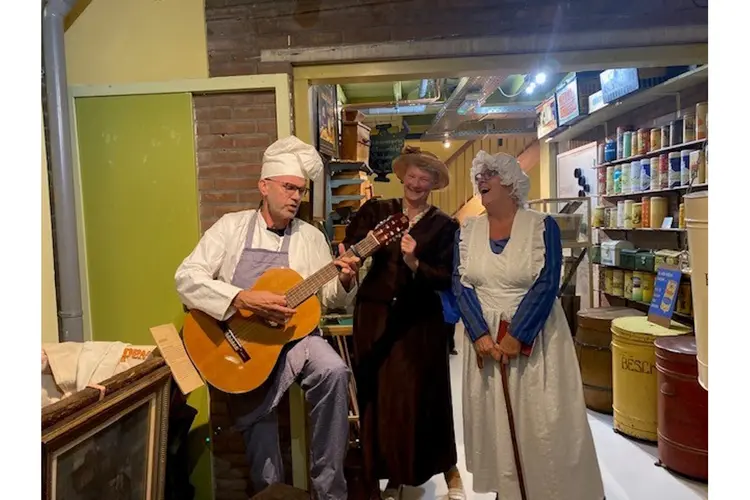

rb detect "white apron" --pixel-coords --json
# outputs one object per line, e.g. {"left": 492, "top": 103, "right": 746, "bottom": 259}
{"left": 458, "top": 209, "right": 604, "bottom": 500}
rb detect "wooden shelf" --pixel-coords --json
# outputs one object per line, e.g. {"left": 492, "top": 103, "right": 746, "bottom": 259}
{"left": 594, "top": 139, "right": 708, "bottom": 169}
{"left": 601, "top": 292, "right": 693, "bottom": 321}
{"left": 597, "top": 227, "right": 686, "bottom": 233}
{"left": 602, "top": 183, "right": 708, "bottom": 201}
{"left": 548, "top": 65, "right": 708, "bottom": 143}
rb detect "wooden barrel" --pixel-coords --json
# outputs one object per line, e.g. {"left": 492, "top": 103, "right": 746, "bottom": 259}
{"left": 611, "top": 317, "right": 693, "bottom": 442}
{"left": 655, "top": 335, "right": 708, "bottom": 482}
{"left": 574, "top": 307, "right": 645, "bottom": 414}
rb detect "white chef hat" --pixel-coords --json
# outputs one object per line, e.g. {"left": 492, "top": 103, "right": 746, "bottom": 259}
{"left": 261, "top": 136, "right": 324, "bottom": 182}
{"left": 470, "top": 150, "right": 530, "bottom": 206}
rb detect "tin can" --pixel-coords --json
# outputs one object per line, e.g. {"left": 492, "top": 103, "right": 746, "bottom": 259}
{"left": 617, "top": 127, "right": 626, "bottom": 159}
{"left": 609, "top": 207, "right": 618, "bottom": 228}
{"left": 677, "top": 282, "right": 692, "bottom": 315}
{"left": 614, "top": 165, "right": 622, "bottom": 194}
{"left": 624, "top": 200, "right": 634, "bottom": 229}
{"left": 646, "top": 158, "right": 657, "bottom": 191}
{"left": 661, "top": 125, "right": 670, "bottom": 149}
{"left": 668, "top": 152, "right": 681, "bottom": 188}
{"left": 612, "top": 269, "right": 624, "bottom": 297}
{"left": 689, "top": 150, "right": 706, "bottom": 184}
{"left": 681, "top": 150, "right": 693, "bottom": 186}
{"left": 696, "top": 102, "right": 708, "bottom": 140}
{"left": 632, "top": 271, "right": 644, "bottom": 301}
{"left": 637, "top": 128, "right": 650, "bottom": 155}
{"left": 671, "top": 119, "right": 684, "bottom": 146}
{"left": 617, "top": 200, "right": 625, "bottom": 228}
{"left": 632, "top": 202, "right": 642, "bottom": 228}
{"left": 597, "top": 167, "right": 607, "bottom": 194}
{"left": 605, "top": 139, "right": 617, "bottom": 162}
{"left": 659, "top": 154, "right": 669, "bottom": 190}
{"left": 623, "top": 131, "right": 633, "bottom": 158}
{"left": 679, "top": 203, "right": 686, "bottom": 229}
{"left": 683, "top": 114, "right": 696, "bottom": 143}
{"left": 593, "top": 206, "right": 606, "bottom": 227}
{"left": 650, "top": 196, "right": 668, "bottom": 228}
{"left": 624, "top": 271, "right": 634, "bottom": 300}
{"left": 642, "top": 273, "right": 655, "bottom": 303}
{"left": 598, "top": 143, "right": 606, "bottom": 164}
{"left": 642, "top": 196, "right": 651, "bottom": 228}
{"left": 631, "top": 161, "right": 641, "bottom": 193}
{"left": 621, "top": 163, "right": 631, "bottom": 194}
{"left": 604, "top": 268, "right": 614, "bottom": 295}
{"left": 606, "top": 166, "right": 615, "bottom": 195}
{"left": 650, "top": 128, "right": 661, "bottom": 152}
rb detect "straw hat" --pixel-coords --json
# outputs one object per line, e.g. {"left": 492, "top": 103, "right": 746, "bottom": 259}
{"left": 392, "top": 146, "right": 450, "bottom": 190}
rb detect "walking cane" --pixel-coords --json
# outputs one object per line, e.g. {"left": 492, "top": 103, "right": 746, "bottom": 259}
{"left": 500, "top": 362, "right": 528, "bottom": 500}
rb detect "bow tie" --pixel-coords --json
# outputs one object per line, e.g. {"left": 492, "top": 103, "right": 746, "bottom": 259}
{"left": 266, "top": 226, "right": 286, "bottom": 237}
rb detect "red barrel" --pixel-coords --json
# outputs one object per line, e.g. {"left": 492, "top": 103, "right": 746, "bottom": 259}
{"left": 654, "top": 335, "right": 708, "bottom": 481}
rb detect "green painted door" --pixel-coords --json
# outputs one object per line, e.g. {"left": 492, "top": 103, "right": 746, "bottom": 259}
{"left": 76, "top": 93, "right": 199, "bottom": 344}
{"left": 75, "top": 93, "right": 213, "bottom": 499}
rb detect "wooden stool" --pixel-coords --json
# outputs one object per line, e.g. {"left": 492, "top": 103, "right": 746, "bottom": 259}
{"left": 251, "top": 483, "right": 310, "bottom": 499}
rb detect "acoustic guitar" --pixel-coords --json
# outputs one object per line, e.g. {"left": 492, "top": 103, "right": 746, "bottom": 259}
{"left": 182, "top": 213, "right": 409, "bottom": 394}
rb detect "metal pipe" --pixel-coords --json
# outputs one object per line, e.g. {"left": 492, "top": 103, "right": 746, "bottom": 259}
{"left": 43, "top": 0, "right": 84, "bottom": 342}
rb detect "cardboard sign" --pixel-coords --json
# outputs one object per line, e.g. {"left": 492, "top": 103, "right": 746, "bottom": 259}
{"left": 149, "top": 324, "right": 205, "bottom": 395}
{"left": 648, "top": 265, "right": 683, "bottom": 328}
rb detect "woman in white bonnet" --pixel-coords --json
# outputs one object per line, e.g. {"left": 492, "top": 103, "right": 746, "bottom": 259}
{"left": 451, "top": 151, "right": 604, "bottom": 500}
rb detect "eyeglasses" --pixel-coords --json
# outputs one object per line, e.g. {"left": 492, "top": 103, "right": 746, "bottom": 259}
{"left": 474, "top": 170, "right": 499, "bottom": 183}
{"left": 267, "top": 179, "right": 309, "bottom": 196}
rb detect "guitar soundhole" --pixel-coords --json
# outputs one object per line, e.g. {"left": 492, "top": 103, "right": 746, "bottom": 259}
{"left": 221, "top": 324, "right": 251, "bottom": 363}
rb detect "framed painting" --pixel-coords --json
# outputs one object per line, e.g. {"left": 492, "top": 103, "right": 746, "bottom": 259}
{"left": 315, "top": 84, "right": 339, "bottom": 158}
{"left": 42, "top": 365, "right": 172, "bottom": 500}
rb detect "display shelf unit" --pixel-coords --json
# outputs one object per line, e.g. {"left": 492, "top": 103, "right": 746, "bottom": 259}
{"left": 548, "top": 65, "right": 708, "bottom": 144}
{"left": 324, "top": 160, "right": 373, "bottom": 246}
{"left": 549, "top": 63, "right": 708, "bottom": 314}
{"left": 527, "top": 196, "right": 594, "bottom": 309}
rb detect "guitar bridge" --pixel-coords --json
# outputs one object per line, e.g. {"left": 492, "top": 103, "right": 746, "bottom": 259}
{"left": 220, "top": 323, "right": 251, "bottom": 363}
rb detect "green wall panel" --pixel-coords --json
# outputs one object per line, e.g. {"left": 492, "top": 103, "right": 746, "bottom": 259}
{"left": 76, "top": 93, "right": 199, "bottom": 344}
{"left": 75, "top": 93, "right": 212, "bottom": 499}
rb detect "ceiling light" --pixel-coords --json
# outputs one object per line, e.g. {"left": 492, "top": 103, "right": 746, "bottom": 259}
{"left": 443, "top": 139, "right": 451, "bottom": 148}
{"left": 535, "top": 72, "right": 547, "bottom": 85}
{"left": 525, "top": 83, "right": 536, "bottom": 94}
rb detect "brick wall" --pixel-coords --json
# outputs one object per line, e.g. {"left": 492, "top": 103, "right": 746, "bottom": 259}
{"left": 192, "top": 90, "right": 294, "bottom": 499}
{"left": 193, "top": 91, "right": 278, "bottom": 233}
{"left": 205, "top": 0, "right": 707, "bottom": 77}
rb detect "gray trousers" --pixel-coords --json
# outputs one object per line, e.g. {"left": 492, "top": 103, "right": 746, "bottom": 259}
{"left": 236, "top": 335, "right": 350, "bottom": 500}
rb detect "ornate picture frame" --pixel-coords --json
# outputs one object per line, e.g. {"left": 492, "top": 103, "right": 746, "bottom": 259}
{"left": 42, "top": 364, "right": 172, "bottom": 500}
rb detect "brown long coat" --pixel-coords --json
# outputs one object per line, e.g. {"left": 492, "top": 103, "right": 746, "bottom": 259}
{"left": 343, "top": 198, "right": 459, "bottom": 491}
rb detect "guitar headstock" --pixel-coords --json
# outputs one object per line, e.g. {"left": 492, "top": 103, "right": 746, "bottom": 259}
{"left": 372, "top": 213, "right": 410, "bottom": 246}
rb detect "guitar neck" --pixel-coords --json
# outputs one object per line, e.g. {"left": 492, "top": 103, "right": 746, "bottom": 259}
{"left": 285, "top": 234, "right": 380, "bottom": 308}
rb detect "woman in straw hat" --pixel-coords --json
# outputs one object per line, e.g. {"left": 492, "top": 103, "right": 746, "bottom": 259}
{"left": 343, "top": 146, "right": 464, "bottom": 500}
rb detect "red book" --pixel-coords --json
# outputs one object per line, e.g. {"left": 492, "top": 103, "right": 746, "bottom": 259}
{"left": 497, "top": 321, "right": 535, "bottom": 357}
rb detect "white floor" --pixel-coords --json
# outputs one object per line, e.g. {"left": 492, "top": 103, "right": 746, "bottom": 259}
{"left": 383, "top": 326, "right": 709, "bottom": 500}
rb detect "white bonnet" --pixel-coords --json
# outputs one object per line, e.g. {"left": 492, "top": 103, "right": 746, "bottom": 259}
{"left": 261, "top": 136, "right": 323, "bottom": 182}
{"left": 470, "top": 150, "right": 530, "bottom": 206}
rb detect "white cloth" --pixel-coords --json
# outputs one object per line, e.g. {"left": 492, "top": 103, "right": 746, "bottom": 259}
{"left": 470, "top": 150, "right": 530, "bottom": 205}
{"left": 175, "top": 209, "right": 356, "bottom": 321}
{"left": 458, "top": 209, "right": 604, "bottom": 500}
{"left": 261, "top": 135, "right": 324, "bottom": 182}
{"left": 41, "top": 342, "right": 157, "bottom": 407}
